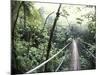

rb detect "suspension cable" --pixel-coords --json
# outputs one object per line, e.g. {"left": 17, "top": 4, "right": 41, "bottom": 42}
{"left": 79, "top": 39, "right": 94, "bottom": 47}
{"left": 80, "top": 42, "right": 96, "bottom": 59}
{"left": 25, "top": 42, "right": 71, "bottom": 74}
{"left": 55, "top": 56, "right": 65, "bottom": 72}
{"left": 55, "top": 45, "right": 69, "bottom": 72}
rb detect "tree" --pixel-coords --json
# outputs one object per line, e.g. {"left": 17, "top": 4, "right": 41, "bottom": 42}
{"left": 44, "top": 4, "right": 61, "bottom": 72}
{"left": 11, "top": 1, "right": 23, "bottom": 73}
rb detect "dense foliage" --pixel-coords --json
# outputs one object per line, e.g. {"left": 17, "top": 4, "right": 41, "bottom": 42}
{"left": 11, "top": 1, "right": 96, "bottom": 74}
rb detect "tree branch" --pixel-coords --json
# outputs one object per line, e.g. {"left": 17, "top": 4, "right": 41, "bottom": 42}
{"left": 41, "top": 11, "right": 55, "bottom": 32}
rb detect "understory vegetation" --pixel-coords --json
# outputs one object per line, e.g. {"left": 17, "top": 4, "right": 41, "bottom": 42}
{"left": 11, "top": 1, "right": 96, "bottom": 74}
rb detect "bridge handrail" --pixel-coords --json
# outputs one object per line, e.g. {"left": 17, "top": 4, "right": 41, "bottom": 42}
{"left": 80, "top": 42, "right": 96, "bottom": 59}
{"left": 79, "top": 39, "right": 94, "bottom": 47}
{"left": 25, "top": 42, "right": 71, "bottom": 74}
{"left": 55, "top": 56, "right": 65, "bottom": 72}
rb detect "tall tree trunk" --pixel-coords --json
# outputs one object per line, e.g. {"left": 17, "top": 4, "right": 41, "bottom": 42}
{"left": 23, "top": 2, "right": 26, "bottom": 29}
{"left": 11, "top": 1, "right": 23, "bottom": 74}
{"left": 12, "top": 1, "right": 23, "bottom": 51}
{"left": 44, "top": 4, "right": 61, "bottom": 72}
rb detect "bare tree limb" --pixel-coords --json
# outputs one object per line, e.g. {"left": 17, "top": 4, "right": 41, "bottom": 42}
{"left": 41, "top": 11, "right": 55, "bottom": 32}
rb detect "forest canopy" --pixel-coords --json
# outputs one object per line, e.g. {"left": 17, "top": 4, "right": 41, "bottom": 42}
{"left": 11, "top": 1, "right": 96, "bottom": 74}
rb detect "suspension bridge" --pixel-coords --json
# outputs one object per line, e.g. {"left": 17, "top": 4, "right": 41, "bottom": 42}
{"left": 25, "top": 38, "right": 96, "bottom": 74}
